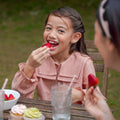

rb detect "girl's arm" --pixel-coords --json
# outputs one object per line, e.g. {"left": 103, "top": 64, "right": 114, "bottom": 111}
{"left": 23, "top": 46, "right": 50, "bottom": 79}
{"left": 72, "top": 88, "right": 85, "bottom": 103}
{"left": 12, "top": 46, "right": 50, "bottom": 98}
{"left": 83, "top": 58, "right": 96, "bottom": 89}
{"left": 12, "top": 63, "right": 37, "bottom": 99}
{"left": 72, "top": 58, "right": 95, "bottom": 104}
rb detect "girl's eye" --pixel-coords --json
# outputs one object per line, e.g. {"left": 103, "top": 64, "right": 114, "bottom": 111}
{"left": 58, "top": 29, "right": 65, "bottom": 33}
{"left": 45, "top": 27, "right": 51, "bottom": 30}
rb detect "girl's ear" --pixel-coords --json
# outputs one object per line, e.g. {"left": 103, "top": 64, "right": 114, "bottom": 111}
{"left": 71, "top": 32, "right": 81, "bottom": 44}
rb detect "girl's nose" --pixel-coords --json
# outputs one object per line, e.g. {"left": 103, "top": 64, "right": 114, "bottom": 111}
{"left": 48, "top": 30, "right": 56, "bottom": 39}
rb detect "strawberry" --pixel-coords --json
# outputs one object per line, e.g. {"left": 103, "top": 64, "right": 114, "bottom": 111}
{"left": 88, "top": 74, "right": 99, "bottom": 88}
{"left": 42, "top": 43, "right": 51, "bottom": 48}
{"left": 4, "top": 93, "right": 9, "bottom": 100}
{"left": 8, "top": 94, "right": 15, "bottom": 100}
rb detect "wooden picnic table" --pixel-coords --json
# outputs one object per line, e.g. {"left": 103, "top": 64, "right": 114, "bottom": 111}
{"left": 4, "top": 97, "right": 95, "bottom": 120}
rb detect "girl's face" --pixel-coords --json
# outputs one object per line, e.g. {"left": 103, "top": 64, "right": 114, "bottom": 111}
{"left": 43, "top": 15, "right": 75, "bottom": 61}
{"left": 94, "top": 20, "right": 114, "bottom": 68}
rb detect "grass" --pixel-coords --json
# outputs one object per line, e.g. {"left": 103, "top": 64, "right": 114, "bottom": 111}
{"left": 0, "top": 0, "right": 120, "bottom": 119}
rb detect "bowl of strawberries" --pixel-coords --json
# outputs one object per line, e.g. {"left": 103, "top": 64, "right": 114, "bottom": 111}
{"left": 4, "top": 89, "right": 20, "bottom": 110}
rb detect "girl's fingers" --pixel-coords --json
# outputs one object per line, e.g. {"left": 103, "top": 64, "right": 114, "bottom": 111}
{"left": 27, "top": 47, "right": 50, "bottom": 68}
{"left": 31, "top": 47, "right": 50, "bottom": 61}
{"left": 37, "top": 53, "right": 50, "bottom": 64}
{"left": 32, "top": 46, "right": 49, "bottom": 56}
{"left": 37, "top": 47, "right": 50, "bottom": 58}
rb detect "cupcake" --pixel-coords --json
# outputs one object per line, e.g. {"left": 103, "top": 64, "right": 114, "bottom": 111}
{"left": 10, "top": 104, "right": 27, "bottom": 120}
{"left": 23, "top": 107, "right": 43, "bottom": 120}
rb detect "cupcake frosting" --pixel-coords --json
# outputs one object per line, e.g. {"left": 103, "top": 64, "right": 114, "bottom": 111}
{"left": 24, "top": 107, "right": 42, "bottom": 118}
{"left": 11, "top": 104, "right": 27, "bottom": 115}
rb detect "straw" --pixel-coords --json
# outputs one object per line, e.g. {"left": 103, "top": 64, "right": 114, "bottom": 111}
{"left": 67, "top": 75, "right": 77, "bottom": 91}
{"left": 2, "top": 78, "right": 8, "bottom": 89}
{"left": 61, "top": 75, "right": 77, "bottom": 105}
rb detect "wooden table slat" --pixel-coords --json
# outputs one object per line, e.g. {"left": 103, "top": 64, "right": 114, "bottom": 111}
{"left": 4, "top": 97, "right": 95, "bottom": 120}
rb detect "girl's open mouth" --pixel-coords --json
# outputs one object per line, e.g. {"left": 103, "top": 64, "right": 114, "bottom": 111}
{"left": 47, "top": 40, "right": 59, "bottom": 50}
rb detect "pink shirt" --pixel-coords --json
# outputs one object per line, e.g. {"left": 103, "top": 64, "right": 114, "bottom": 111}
{"left": 12, "top": 52, "right": 95, "bottom": 101}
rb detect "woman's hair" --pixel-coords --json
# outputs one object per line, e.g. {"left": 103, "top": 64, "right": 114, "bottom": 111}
{"left": 97, "top": 0, "right": 120, "bottom": 54}
{"left": 45, "top": 6, "right": 88, "bottom": 55}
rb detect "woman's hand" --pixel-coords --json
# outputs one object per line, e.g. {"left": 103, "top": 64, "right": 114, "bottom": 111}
{"left": 23, "top": 46, "right": 50, "bottom": 78}
{"left": 72, "top": 88, "right": 85, "bottom": 103}
{"left": 85, "top": 87, "right": 115, "bottom": 120}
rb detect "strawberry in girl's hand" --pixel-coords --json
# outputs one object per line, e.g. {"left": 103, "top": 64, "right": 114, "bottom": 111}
{"left": 88, "top": 74, "right": 99, "bottom": 88}
{"left": 8, "top": 94, "right": 15, "bottom": 100}
{"left": 42, "top": 43, "right": 51, "bottom": 48}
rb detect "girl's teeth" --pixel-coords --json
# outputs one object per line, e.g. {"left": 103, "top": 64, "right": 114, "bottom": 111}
{"left": 50, "top": 41, "right": 54, "bottom": 44}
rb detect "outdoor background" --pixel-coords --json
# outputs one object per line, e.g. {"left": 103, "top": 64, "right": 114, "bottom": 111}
{"left": 0, "top": 0, "right": 120, "bottom": 119}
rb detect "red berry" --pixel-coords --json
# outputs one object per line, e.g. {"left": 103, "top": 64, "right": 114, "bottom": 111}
{"left": 88, "top": 74, "right": 99, "bottom": 88}
{"left": 42, "top": 43, "right": 51, "bottom": 48}
{"left": 8, "top": 94, "right": 15, "bottom": 100}
{"left": 4, "top": 93, "right": 9, "bottom": 100}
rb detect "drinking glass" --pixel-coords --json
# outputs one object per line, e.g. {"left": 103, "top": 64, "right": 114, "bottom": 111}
{"left": 0, "top": 90, "right": 4, "bottom": 120}
{"left": 51, "top": 85, "right": 72, "bottom": 120}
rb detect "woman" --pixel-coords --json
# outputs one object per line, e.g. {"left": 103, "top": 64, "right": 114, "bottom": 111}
{"left": 85, "top": 0, "right": 120, "bottom": 120}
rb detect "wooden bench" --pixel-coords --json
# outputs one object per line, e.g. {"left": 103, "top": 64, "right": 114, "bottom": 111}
{"left": 85, "top": 40, "right": 108, "bottom": 97}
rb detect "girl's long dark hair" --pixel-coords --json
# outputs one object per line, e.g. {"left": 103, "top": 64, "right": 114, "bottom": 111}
{"left": 45, "top": 6, "right": 88, "bottom": 55}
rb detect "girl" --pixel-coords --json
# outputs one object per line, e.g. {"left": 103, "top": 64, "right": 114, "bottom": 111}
{"left": 12, "top": 7, "right": 95, "bottom": 103}
{"left": 85, "top": 0, "right": 119, "bottom": 119}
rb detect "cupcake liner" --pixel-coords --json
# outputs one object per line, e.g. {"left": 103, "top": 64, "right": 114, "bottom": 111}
{"left": 9, "top": 113, "right": 24, "bottom": 120}
{"left": 8, "top": 114, "right": 45, "bottom": 120}
{"left": 23, "top": 114, "right": 45, "bottom": 120}
{"left": 8, "top": 116, "right": 24, "bottom": 120}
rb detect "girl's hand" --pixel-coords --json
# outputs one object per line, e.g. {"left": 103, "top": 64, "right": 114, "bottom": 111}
{"left": 23, "top": 46, "right": 50, "bottom": 78}
{"left": 27, "top": 46, "right": 50, "bottom": 69}
{"left": 85, "top": 87, "right": 114, "bottom": 120}
{"left": 72, "top": 88, "right": 85, "bottom": 103}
